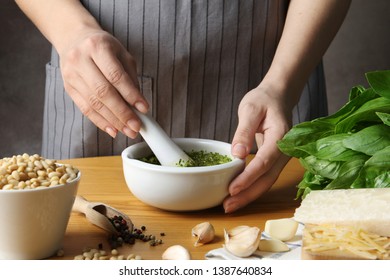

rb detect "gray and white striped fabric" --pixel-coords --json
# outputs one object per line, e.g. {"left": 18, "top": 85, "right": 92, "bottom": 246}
{"left": 42, "top": 0, "right": 327, "bottom": 159}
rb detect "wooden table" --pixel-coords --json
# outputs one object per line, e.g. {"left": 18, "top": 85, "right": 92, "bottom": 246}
{"left": 54, "top": 156, "right": 305, "bottom": 260}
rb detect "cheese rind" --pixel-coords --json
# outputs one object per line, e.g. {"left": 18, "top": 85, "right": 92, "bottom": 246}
{"left": 294, "top": 188, "right": 390, "bottom": 237}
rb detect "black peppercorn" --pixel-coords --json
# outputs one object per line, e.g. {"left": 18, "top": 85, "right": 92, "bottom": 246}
{"left": 107, "top": 215, "right": 163, "bottom": 250}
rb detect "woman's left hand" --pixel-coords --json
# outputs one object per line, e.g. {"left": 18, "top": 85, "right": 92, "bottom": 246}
{"left": 223, "top": 85, "right": 292, "bottom": 213}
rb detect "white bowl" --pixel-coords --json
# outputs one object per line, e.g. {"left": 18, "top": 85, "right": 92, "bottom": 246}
{"left": 121, "top": 138, "right": 245, "bottom": 211}
{"left": 0, "top": 171, "right": 80, "bottom": 260}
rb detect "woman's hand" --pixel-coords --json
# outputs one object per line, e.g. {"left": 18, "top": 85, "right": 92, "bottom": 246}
{"left": 15, "top": 0, "right": 149, "bottom": 139}
{"left": 222, "top": 0, "right": 351, "bottom": 213}
{"left": 223, "top": 85, "right": 292, "bottom": 213}
{"left": 59, "top": 29, "right": 149, "bottom": 139}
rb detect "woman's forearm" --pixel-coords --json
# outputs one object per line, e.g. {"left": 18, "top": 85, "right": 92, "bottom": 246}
{"left": 262, "top": 0, "right": 351, "bottom": 105}
{"left": 15, "top": 0, "right": 101, "bottom": 54}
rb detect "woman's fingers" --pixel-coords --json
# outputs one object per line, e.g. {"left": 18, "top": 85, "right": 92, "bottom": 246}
{"left": 63, "top": 62, "right": 139, "bottom": 139}
{"left": 60, "top": 31, "right": 149, "bottom": 138}
{"left": 223, "top": 154, "right": 291, "bottom": 213}
{"left": 65, "top": 82, "right": 119, "bottom": 138}
{"left": 231, "top": 102, "right": 262, "bottom": 159}
{"left": 230, "top": 123, "right": 287, "bottom": 193}
{"left": 85, "top": 58, "right": 141, "bottom": 133}
{"left": 92, "top": 44, "right": 148, "bottom": 113}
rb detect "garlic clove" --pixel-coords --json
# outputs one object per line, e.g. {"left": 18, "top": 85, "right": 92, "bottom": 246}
{"left": 264, "top": 218, "right": 299, "bottom": 241}
{"left": 192, "top": 222, "right": 215, "bottom": 247}
{"left": 258, "top": 238, "right": 290, "bottom": 252}
{"left": 223, "top": 225, "right": 261, "bottom": 257}
{"left": 162, "top": 245, "right": 191, "bottom": 260}
{"left": 226, "top": 225, "right": 251, "bottom": 236}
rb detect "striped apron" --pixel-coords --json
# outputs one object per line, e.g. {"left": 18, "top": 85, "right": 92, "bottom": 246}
{"left": 42, "top": 0, "right": 327, "bottom": 159}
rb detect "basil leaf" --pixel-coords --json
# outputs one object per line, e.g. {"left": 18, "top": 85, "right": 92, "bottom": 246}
{"left": 372, "top": 172, "right": 390, "bottom": 188}
{"left": 277, "top": 120, "right": 334, "bottom": 158}
{"left": 351, "top": 146, "right": 390, "bottom": 188}
{"left": 342, "top": 124, "right": 390, "bottom": 156}
{"left": 279, "top": 70, "right": 390, "bottom": 199}
{"left": 366, "top": 70, "right": 390, "bottom": 99}
{"left": 335, "top": 95, "right": 390, "bottom": 133}
{"left": 348, "top": 85, "right": 366, "bottom": 101}
{"left": 299, "top": 156, "right": 343, "bottom": 180}
{"left": 323, "top": 157, "right": 367, "bottom": 190}
{"left": 376, "top": 112, "right": 390, "bottom": 126}
{"left": 297, "top": 171, "right": 329, "bottom": 199}
{"left": 297, "top": 133, "right": 360, "bottom": 161}
{"left": 322, "top": 87, "right": 378, "bottom": 125}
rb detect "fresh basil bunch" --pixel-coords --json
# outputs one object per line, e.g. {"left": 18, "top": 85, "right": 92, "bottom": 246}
{"left": 277, "top": 70, "right": 390, "bottom": 199}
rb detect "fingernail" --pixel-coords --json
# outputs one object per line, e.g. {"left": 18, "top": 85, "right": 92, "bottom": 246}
{"left": 123, "top": 127, "right": 137, "bottom": 139}
{"left": 105, "top": 127, "right": 117, "bottom": 138}
{"left": 135, "top": 101, "right": 148, "bottom": 113}
{"left": 232, "top": 143, "right": 247, "bottom": 158}
{"left": 224, "top": 201, "right": 239, "bottom": 214}
{"left": 127, "top": 119, "right": 140, "bottom": 132}
{"left": 229, "top": 186, "right": 240, "bottom": 196}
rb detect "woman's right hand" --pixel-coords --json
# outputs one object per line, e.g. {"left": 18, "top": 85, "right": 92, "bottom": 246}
{"left": 59, "top": 28, "right": 149, "bottom": 139}
{"left": 14, "top": 0, "right": 149, "bottom": 138}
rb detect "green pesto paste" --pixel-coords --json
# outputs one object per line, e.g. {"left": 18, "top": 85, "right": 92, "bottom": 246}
{"left": 139, "top": 150, "right": 232, "bottom": 167}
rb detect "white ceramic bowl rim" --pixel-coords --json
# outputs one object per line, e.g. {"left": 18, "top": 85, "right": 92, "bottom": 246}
{"left": 0, "top": 171, "right": 81, "bottom": 194}
{"left": 122, "top": 138, "right": 245, "bottom": 174}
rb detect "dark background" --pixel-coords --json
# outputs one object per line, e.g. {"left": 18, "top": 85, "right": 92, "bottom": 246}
{"left": 1, "top": 0, "right": 389, "bottom": 158}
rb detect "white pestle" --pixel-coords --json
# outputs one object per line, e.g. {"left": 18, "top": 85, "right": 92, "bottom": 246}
{"left": 134, "top": 110, "right": 193, "bottom": 166}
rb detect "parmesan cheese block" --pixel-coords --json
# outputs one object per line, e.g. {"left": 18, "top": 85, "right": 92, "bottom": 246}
{"left": 294, "top": 188, "right": 390, "bottom": 237}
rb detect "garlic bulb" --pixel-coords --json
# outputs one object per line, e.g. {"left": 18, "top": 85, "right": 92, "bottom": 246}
{"left": 192, "top": 222, "right": 215, "bottom": 246}
{"left": 162, "top": 245, "right": 191, "bottom": 260}
{"left": 224, "top": 225, "right": 261, "bottom": 257}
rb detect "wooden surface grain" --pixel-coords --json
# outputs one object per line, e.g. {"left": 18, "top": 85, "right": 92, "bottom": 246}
{"left": 53, "top": 155, "right": 304, "bottom": 260}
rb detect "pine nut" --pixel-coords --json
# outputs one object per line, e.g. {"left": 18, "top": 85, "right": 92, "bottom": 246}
{"left": 34, "top": 160, "right": 43, "bottom": 169}
{"left": 41, "top": 181, "right": 51, "bottom": 187}
{"left": 8, "top": 164, "right": 18, "bottom": 171}
{"left": 27, "top": 172, "right": 37, "bottom": 178}
{"left": 56, "top": 166, "right": 65, "bottom": 173}
{"left": 17, "top": 165, "right": 25, "bottom": 172}
{"left": 48, "top": 172, "right": 61, "bottom": 179}
{"left": 50, "top": 176, "right": 60, "bottom": 182}
{"left": 11, "top": 171, "right": 20, "bottom": 181}
{"left": 0, "top": 154, "right": 79, "bottom": 190}
{"left": 41, "top": 160, "right": 49, "bottom": 169}
{"left": 3, "top": 184, "right": 13, "bottom": 190}
{"left": 50, "top": 180, "right": 59, "bottom": 187}
{"left": 18, "top": 172, "right": 28, "bottom": 181}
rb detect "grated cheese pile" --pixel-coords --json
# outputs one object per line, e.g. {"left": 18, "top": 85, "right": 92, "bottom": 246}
{"left": 303, "top": 224, "right": 390, "bottom": 260}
